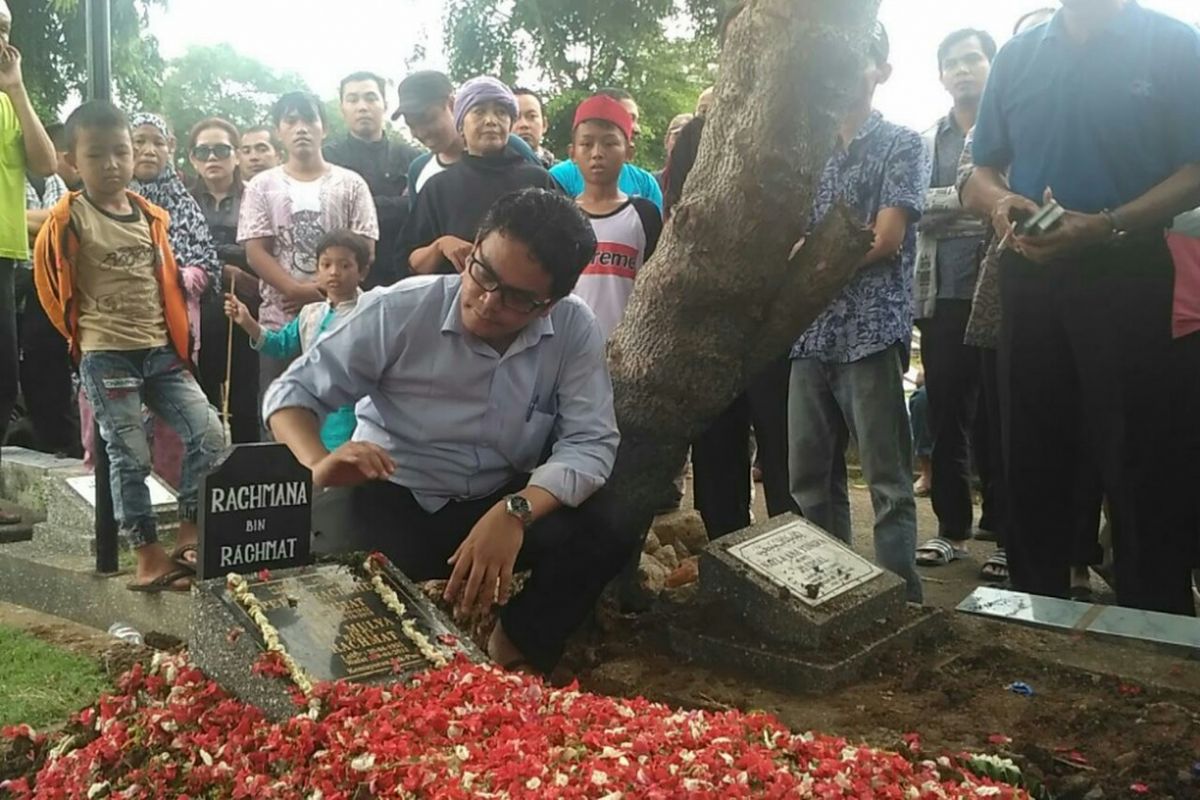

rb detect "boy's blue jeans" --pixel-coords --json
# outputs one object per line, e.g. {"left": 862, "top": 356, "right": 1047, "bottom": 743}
{"left": 78, "top": 346, "right": 224, "bottom": 548}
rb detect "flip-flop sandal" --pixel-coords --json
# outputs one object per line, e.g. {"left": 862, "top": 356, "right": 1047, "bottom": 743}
{"left": 127, "top": 567, "right": 193, "bottom": 593}
{"left": 170, "top": 544, "right": 198, "bottom": 573}
{"left": 980, "top": 550, "right": 1008, "bottom": 582}
{"left": 916, "top": 537, "right": 969, "bottom": 567}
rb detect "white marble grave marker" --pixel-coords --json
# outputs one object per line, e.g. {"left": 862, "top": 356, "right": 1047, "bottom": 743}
{"left": 727, "top": 518, "right": 882, "bottom": 607}
{"left": 66, "top": 474, "right": 177, "bottom": 509}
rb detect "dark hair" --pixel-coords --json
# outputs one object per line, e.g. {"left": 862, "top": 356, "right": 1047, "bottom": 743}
{"left": 45, "top": 121, "right": 68, "bottom": 150}
{"left": 241, "top": 125, "right": 279, "bottom": 150}
{"left": 316, "top": 229, "right": 371, "bottom": 270}
{"left": 339, "top": 71, "right": 387, "bottom": 100}
{"left": 663, "top": 115, "right": 705, "bottom": 220}
{"left": 1013, "top": 8, "right": 1055, "bottom": 35}
{"left": 64, "top": 100, "right": 129, "bottom": 152}
{"left": 188, "top": 117, "right": 240, "bottom": 151}
{"left": 937, "top": 28, "right": 998, "bottom": 72}
{"left": 271, "top": 91, "right": 326, "bottom": 128}
{"left": 476, "top": 188, "right": 597, "bottom": 298}
{"left": 511, "top": 86, "right": 543, "bottom": 111}
{"left": 595, "top": 87, "right": 633, "bottom": 103}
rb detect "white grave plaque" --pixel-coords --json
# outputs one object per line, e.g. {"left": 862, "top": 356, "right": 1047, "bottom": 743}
{"left": 67, "top": 474, "right": 177, "bottom": 509}
{"left": 727, "top": 519, "right": 882, "bottom": 607}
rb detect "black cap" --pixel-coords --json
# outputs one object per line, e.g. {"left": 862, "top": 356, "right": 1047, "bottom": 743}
{"left": 869, "top": 21, "right": 890, "bottom": 65}
{"left": 391, "top": 71, "right": 454, "bottom": 121}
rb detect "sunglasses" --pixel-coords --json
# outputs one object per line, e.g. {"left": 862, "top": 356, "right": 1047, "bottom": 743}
{"left": 192, "top": 144, "right": 235, "bottom": 161}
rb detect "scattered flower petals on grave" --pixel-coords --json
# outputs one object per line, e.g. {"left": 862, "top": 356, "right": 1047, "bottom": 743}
{"left": 6, "top": 654, "right": 1030, "bottom": 799}
{"left": 987, "top": 734, "right": 1012, "bottom": 746}
{"left": 1130, "top": 782, "right": 1150, "bottom": 794}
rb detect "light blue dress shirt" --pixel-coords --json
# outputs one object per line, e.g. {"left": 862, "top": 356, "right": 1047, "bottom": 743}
{"left": 262, "top": 275, "right": 619, "bottom": 513}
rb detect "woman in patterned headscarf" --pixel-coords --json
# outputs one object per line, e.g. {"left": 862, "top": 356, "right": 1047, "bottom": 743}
{"left": 129, "top": 112, "right": 221, "bottom": 351}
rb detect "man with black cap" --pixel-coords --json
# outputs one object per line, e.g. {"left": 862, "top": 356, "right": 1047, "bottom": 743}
{"left": 394, "top": 71, "right": 539, "bottom": 209}
{"left": 324, "top": 71, "right": 422, "bottom": 289}
{"left": 787, "top": 22, "right": 929, "bottom": 603}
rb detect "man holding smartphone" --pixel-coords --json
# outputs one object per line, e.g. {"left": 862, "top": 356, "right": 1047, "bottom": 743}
{"left": 964, "top": 0, "right": 1200, "bottom": 614}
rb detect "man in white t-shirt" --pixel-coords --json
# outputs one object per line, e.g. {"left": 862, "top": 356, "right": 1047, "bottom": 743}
{"left": 237, "top": 91, "right": 379, "bottom": 407}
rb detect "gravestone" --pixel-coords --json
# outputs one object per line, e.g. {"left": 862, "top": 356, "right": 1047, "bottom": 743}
{"left": 191, "top": 559, "right": 483, "bottom": 719}
{"left": 196, "top": 444, "right": 311, "bottom": 580}
{"left": 667, "top": 514, "right": 944, "bottom": 692}
{"left": 0, "top": 446, "right": 177, "bottom": 553}
{"left": 699, "top": 514, "right": 906, "bottom": 648}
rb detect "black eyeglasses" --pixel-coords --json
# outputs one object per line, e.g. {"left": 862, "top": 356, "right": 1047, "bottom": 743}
{"left": 192, "top": 144, "right": 234, "bottom": 161}
{"left": 466, "top": 251, "right": 553, "bottom": 314}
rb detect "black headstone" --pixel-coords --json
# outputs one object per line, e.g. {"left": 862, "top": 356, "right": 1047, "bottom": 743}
{"left": 197, "top": 443, "right": 312, "bottom": 580}
{"left": 216, "top": 566, "right": 461, "bottom": 682}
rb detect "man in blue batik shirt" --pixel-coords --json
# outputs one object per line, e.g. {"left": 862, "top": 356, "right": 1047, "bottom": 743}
{"left": 788, "top": 22, "right": 930, "bottom": 603}
{"left": 964, "top": 0, "right": 1200, "bottom": 615}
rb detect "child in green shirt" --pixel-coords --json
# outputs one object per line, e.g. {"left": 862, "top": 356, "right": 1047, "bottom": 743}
{"left": 225, "top": 229, "right": 368, "bottom": 450}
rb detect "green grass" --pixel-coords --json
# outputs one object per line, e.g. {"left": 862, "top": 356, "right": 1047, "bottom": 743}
{"left": 0, "top": 625, "right": 110, "bottom": 729}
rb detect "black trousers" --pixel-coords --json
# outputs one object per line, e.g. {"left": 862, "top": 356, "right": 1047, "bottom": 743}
{"left": 312, "top": 479, "right": 637, "bottom": 672}
{"left": 747, "top": 357, "right": 802, "bottom": 518}
{"left": 975, "top": 347, "right": 1006, "bottom": 543}
{"left": 917, "top": 300, "right": 981, "bottom": 540}
{"left": 18, "top": 277, "right": 81, "bottom": 457}
{"left": 197, "top": 292, "right": 260, "bottom": 444}
{"left": 999, "top": 239, "right": 1193, "bottom": 614}
{"left": 692, "top": 358, "right": 799, "bottom": 540}
{"left": 0, "top": 261, "right": 18, "bottom": 457}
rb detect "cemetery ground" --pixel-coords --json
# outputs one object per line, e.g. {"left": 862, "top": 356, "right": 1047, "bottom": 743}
{"left": 0, "top": 479, "right": 1198, "bottom": 797}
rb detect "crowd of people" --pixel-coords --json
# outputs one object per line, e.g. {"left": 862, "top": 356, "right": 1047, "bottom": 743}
{"left": 0, "top": 0, "right": 1198, "bottom": 674}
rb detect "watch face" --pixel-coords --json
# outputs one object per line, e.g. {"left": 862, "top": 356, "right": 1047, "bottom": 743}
{"left": 507, "top": 495, "right": 532, "bottom": 519}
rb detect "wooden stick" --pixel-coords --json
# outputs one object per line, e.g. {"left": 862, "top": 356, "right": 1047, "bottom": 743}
{"left": 222, "top": 271, "right": 235, "bottom": 441}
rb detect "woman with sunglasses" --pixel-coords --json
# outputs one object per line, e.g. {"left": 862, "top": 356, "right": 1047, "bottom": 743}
{"left": 187, "top": 117, "right": 261, "bottom": 444}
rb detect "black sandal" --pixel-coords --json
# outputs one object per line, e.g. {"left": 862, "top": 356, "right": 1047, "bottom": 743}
{"left": 127, "top": 568, "right": 193, "bottom": 593}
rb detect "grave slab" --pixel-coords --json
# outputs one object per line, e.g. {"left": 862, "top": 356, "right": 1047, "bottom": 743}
{"left": 699, "top": 514, "right": 906, "bottom": 649}
{"left": 190, "top": 559, "right": 483, "bottom": 720}
{"left": 666, "top": 606, "right": 948, "bottom": 693}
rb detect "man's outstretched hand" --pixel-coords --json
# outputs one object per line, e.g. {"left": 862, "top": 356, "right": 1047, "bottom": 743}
{"left": 444, "top": 503, "right": 524, "bottom": 618}
{"left": 311, "top": 442, "right": 396, "bottom": 488}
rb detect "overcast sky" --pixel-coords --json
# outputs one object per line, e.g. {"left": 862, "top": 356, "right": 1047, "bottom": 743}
{"left": 148, "top": 1, "right": 1199, "bottom": 134}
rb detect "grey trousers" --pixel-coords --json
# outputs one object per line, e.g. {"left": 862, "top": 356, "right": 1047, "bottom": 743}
{"left": 788, "top": 344, "right": 922, "bottom": 602}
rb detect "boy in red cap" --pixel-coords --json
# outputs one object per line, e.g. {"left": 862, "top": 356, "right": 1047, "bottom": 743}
{"left": 569, "top": 94, "right": 662, "bottom": 339}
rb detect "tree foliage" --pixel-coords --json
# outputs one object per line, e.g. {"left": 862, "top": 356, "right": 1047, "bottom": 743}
{"left": 443, "top": 0, "right": 726, "bottom": 168}
{"left": 159, "top": 44, "right": 314, "bottom": 146}
{"left": 9, "top": 0, "right": 165, "bottom": 121}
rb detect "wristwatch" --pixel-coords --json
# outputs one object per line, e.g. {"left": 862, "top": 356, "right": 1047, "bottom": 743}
{"left": 503, "top": 494, "right": 534, "bottom": 529}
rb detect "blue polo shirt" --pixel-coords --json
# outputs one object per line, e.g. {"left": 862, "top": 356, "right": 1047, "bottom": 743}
{"left": 972, "top": 3, "right": 1200, "bottom": 213}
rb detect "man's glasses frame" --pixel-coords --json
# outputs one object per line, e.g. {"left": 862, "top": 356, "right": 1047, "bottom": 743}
{"left": 466, "top": 250, "right": 553, "bottom": 314}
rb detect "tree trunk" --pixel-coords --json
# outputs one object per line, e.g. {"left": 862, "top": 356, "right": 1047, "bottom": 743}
{"left": 605, "top": 0, "right": 881, "bottom": 578}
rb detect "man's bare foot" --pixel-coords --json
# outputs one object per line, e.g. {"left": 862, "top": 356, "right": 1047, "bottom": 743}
{"left": 131, "top": 543, "right": 192, "bottom": 591}
{"left": 171, "top": 520, "right": 199, "bottom": 566}
{"left": 487, "top": 621, "right": 531, "bottom": 672}
{"left": 913, "top": 457, "right": 932, "bottom": 497}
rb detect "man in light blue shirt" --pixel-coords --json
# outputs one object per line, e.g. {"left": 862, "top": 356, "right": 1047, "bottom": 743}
{"left": 549, "top": 88, "right": 664, "bottom": 211}
{"left": 265, "top": 189, "right": 632, "bottom": 674}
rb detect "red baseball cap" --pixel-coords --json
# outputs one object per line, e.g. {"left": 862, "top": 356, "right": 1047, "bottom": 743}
{"left": 572, "top": 95, "right": 634, "bottom": 142}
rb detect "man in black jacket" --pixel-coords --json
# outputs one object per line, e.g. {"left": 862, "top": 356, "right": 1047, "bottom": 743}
{"left": 323, "top": 71, "right": 421, "bottom": 289}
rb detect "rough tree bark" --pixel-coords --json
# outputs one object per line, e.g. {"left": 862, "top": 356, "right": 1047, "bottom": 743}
{"left": 605, "top": 0, "right": 882, "bottom": 574}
